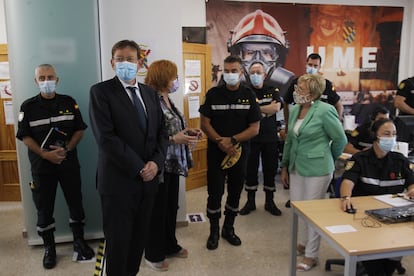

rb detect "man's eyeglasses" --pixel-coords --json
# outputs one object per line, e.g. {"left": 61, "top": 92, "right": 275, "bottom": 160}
{"left": 113, "top": 57, "right": 138, "bottom": 63}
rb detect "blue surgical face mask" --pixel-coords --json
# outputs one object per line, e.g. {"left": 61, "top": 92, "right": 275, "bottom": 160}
{"left": 115, "top": 61, "right": 137, "bottom": 82}
{"left": 377, "top": 136, "right": 397, "bottom": 153}
{"left": 249, "top": 73, "right": 263, "bottom": 87}
{"left": 223, "top": 73, "right": 240, "bottom": 86}
{"left": 169, "top": 79, "right": 179, "bottom": 93}
{"left": 306, "top": 66, "right": 318, "bottom": 75}
{"left": 38, "top": 80, "right": 56, "bottom": 95}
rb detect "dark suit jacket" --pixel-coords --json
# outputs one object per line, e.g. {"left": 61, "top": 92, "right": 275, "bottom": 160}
{"left": 89, "top": 77, "right": 168, "bottom": 195}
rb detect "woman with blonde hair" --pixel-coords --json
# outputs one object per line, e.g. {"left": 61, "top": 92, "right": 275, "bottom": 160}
{"left": 281, "top": 73, "right": 347, "bottom": 272}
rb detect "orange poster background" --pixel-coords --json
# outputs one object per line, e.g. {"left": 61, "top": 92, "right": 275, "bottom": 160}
{"left": 206, "top": 1, "right": 403, "bottom": 122}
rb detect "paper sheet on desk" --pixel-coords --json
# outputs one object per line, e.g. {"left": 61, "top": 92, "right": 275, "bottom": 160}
{"left": 374, "top": 194, "right": 414, "bottom": 207}
{"left": 326, "top": 225, "right": 357, "bottom": 234}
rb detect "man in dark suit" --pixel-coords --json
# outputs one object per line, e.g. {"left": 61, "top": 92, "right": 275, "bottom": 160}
{"left": 89, "top": 40, "right": 168, "bottom": 276}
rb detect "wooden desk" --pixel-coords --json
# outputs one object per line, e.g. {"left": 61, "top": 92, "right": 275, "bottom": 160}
{"left": 290, "top": 196, "right": 414, "bottom": 275}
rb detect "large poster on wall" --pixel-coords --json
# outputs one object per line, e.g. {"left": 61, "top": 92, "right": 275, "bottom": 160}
{"left": 206, "top": 1, "right": 403, "bottom": 124}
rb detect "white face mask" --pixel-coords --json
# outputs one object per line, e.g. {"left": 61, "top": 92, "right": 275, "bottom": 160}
{"left": 293, "top": 91, "right": 312, "bottom": 104}
{"left": 38, "top": 80, "right": 56, "bottom": 95}
{"left": 223, "top": 73, "right": 240, "bottom": 86}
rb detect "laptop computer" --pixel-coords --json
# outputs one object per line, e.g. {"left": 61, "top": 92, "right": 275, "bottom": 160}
{"left": 365, "top": 204, "right": 414, "bottom": 224}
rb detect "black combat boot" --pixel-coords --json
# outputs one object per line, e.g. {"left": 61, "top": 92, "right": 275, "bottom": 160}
{"left": 206, "top": 218, "right": 220, "bottom": 250}
{"left": 221, "top": 215, "right": 241, "bottom": 246}
{"left": 239, "top": 191, "right": 256, "bottom": 215}
{"left": 41, "top": 231, "right": 56, "bottom": 269}
{"left": 71, "top": 224, "right": 95, "bottom": 261}
{"left": 265, "top": 191, "right": 282, "bottom": 216}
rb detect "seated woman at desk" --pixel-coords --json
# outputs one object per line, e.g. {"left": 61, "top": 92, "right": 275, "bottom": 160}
{"left": 340, "top": 118, "right": 414, "bottom": 276}
{"left": 344, "top": 105, "right": 390, "bottom": 154}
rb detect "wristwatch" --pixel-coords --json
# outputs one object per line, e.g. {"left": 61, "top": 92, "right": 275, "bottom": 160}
{"left": 230, "top": 136, "right": 238, "bottom": 145}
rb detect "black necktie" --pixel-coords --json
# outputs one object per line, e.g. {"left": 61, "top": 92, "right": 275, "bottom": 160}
{"left": 127, "top": 86, "right": 147, "bottom": 130}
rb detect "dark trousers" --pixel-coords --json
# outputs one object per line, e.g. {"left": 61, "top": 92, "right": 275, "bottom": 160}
{"left": 146, "top": 172, "right": 181, "bottom": 262}
{"left": 206, "top": 144, "right": 248, "bottom": 220}
{"left": 245, "top": 141, "right": 278, "bottom": 192}
{"left": 101, "top": 189, "right": 155, "bottom": 276}
{"left": 31, "top": 169, "right": 85, "bottom": 234}
{"left": 363, "top": 259, "right": 400, "bottom": 276}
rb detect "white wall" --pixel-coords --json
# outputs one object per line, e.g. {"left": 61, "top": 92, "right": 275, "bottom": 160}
{"left": 0, "top": 0, "right": 6, "bottom": 43}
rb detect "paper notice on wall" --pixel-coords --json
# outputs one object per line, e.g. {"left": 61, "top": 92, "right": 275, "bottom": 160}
{"left": 188, "top": 95, "right": 200, "bottom": 119}
{"left": 185, "top": 77, "right": 201, "bottom": 94}
{"left": 4, "top": 100, "right": 14, "bottom": 125}
{"left": 0, "top": 80, "right": 12, "bottom": 99}
{"left": 184, "top": 60, "right": 201, "bottom": 77}
{"left": 0, "top": 62, "right": 10, "bottom": 79}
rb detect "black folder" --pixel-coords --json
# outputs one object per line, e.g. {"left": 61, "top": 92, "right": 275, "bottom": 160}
{"left": 40, "top": 127, "right": 68, "bottom": 150}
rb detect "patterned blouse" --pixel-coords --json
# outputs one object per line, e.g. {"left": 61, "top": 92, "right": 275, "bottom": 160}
{"left": 159, "top": 95, "right": 193, "bottom": 177}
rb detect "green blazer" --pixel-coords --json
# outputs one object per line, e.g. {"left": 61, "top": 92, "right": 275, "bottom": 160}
{"left": 281, "top": 100, "right": 347, "bottom": 176}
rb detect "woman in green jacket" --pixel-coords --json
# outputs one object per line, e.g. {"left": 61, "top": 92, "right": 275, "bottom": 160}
{"left": 281, "top": 73, "right": 347, "bottom": 272}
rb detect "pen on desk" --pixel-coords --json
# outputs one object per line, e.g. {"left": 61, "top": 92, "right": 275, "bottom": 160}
{"left": 391, "top": 194, "right": 414, "bottom": 201}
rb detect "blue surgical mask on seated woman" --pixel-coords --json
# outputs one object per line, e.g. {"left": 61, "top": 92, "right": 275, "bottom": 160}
{"left": 38, "top": 80, "right": 56, "bottom": 95}
{"left": 249, "top": 73, "right": 263, "bottom": 87}
{"left": 377, "top": 136, "right": 397, "bottom": 153}
{"left": 115, "top": 61, "right": 137, "bottom": 82}
{"left": 169, "top": 79, "right": 179, "bottom": 93}
{"left": 223, "top": 73, "right": 240, "bottom": 86}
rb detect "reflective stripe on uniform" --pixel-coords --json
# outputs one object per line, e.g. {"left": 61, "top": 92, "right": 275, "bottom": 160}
{"left": 360, "top": 177, "right": 405, "bottom": 187}
{"left": 263, "top": 184, "right": 276, "bottom": 191}
{"left": 245, "top": 185, "right": 258, "bottom": 190}
{"left": 258, "top": 98, "right": 273, "bottom": 104}
{"left": 211, "top": 104, "right": 251, "bottom": 110}
{"left": 51, "top": 114, "right": 75, "bottom": 122}
{"left": 69, "top": 218, "right": 86, "bottom": 224}
{"left": 206, "top": 207, "right": 221, "bottom": 214}
{"left": 37, "top": 223, "right": 56, "bottom": 232}
{"left": 29, "top": 118, "right": 51, "bottom": 127}
{"left": 29, "top": 115, "right": 75, "bottom": 127}
{"left": 225, "top": 203, "right": 239, "bottom": 212}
